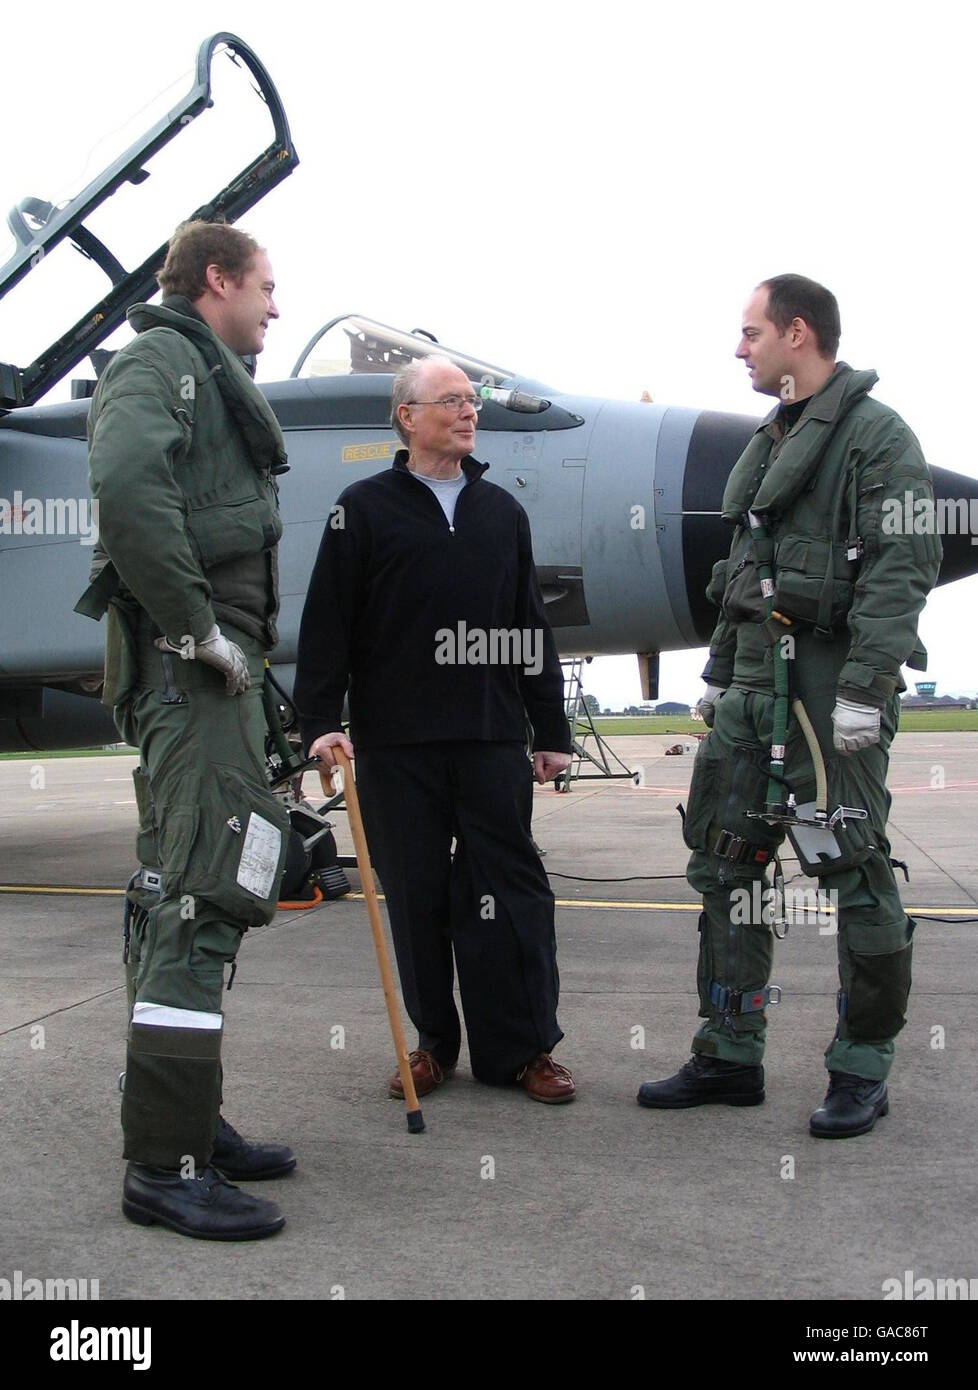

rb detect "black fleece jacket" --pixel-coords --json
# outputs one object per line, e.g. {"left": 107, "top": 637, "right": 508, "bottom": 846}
{"left": 294, "top": 451, "right": 571, "bottom": 754}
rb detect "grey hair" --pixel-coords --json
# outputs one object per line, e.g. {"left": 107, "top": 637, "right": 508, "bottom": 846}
{"left": 390, "top": 354, "right": 456, "bottom": 445}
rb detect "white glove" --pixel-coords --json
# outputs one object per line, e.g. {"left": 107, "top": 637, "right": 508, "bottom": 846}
{"left": 832, "top": 698, "right": 880, "bottom": 753}
{"left": 697, "top": 683, "right": 727, "bottom": 728}
{"left": 156, "top": 624, "right": 251, "bottom": 695}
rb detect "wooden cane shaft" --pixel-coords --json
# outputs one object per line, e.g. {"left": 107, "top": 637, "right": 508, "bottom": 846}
{"left": 322, "top": 752, "right": 421, "bottom": 1114}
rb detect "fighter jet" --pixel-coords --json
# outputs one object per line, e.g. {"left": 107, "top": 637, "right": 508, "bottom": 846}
{"left": 2, "top": 33, "right": 976, "bottom": 754}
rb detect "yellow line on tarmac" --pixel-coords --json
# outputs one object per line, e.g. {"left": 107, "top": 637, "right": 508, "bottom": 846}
{"left": 0, "top": 885, "right": 123, "bottom": 896}
{"left": 1, "top": 885, "right": 975, "bottom": 919}
{"left": 549, "top": 899, "right": 978, "bottom": 917}
{"left": 555, "top": 898, "right": 700, "bottom": 911}
{"left": 319, "top": 893, "right": 978, "bottom": 918}
{"left": 557, "top": 900, "right": 978, "bottom": 917}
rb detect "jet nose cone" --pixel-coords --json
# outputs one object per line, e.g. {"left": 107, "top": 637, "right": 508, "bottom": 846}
{"left": 932, "top": 465, "right": 978, "bottom": 587}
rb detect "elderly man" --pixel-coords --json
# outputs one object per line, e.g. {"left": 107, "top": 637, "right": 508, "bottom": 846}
{"left": 638, "top": 275, "right": 941, "bottom": 1137}
{"left": 294, "top": 355, "right": 575, "bottom": 1102}
{"left": 79, "top": 220, "right": 294, "bottom": 1239}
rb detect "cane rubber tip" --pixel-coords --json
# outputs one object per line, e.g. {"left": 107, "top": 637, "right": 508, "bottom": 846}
{"left": 407, "top": 1109, "right": 425, "bottom": 1134}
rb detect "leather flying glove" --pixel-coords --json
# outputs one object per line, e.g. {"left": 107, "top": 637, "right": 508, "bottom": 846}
{"left": 697, "top": 683, "right": 727, "bottom": 729}
{"left": 831, "top": 698, "right": 880, "bottom": 753}
{"left": 155, "top": 624, "right": 251, "bottom": 695}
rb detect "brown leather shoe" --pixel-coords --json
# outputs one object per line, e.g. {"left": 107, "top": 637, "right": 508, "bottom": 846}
{"left": 518, "top": 1053, "right": 576, "bottom": 1104}
{"left": 388, "top": 1049, "right": 454, "bottom": 1099}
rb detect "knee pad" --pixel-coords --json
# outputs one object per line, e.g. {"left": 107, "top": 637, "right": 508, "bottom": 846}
{"left": 843, "top": 938, "right": 913, "bottom": 1040}
{"left": 122, "top": 1021, "right": 223, "bottom": 1168}
{"left": 839, "top": 916, "right": 914, "bottom": 1043}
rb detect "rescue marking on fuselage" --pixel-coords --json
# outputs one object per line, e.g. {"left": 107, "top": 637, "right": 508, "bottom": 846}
{"left": 340, "top": 441, "right": 396, "bottom": 463}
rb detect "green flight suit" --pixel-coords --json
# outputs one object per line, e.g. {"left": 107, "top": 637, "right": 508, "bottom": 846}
{"left": 79, "top": 297, "right": 289, "bottom": 1168}
{"left": 685, "top": 365, "right": 941, "bottom": 1081}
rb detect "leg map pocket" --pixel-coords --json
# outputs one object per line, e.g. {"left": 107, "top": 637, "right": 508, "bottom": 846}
{"left": 185, "top": 767, "right": 290, "bottom": 927}
{"left": 682, "top": 734, "right": 723, "bottom": 853}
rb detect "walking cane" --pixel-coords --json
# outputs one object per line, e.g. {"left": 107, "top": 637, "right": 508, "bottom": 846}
{"left": 318, "top": 749, "right": 425, "bottom": 1134}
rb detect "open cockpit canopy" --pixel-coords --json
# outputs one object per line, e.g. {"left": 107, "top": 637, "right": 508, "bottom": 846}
{"left": 291, "top": 314, "right": 514, "bottom": 386}
{"left": 0, "top": 32, "right": 298, "bottom": 411}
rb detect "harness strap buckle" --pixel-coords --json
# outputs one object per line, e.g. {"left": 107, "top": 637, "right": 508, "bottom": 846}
{"left": 136, "top": 868, "right": 162, "bottom": 894}
{"left": 712, "top": 829, "right": 773, "bottom": 867}
{"left": 710, "top": 982, "right": 782, "bottom": 1014}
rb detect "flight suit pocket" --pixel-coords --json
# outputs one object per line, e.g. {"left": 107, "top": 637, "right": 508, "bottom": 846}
{"left": 188, "top": 767, "right": 290, "bottom": 927}
{"left": 682, "top": 734, "right": 723, "bottom": 852}
{"left": 722, "top": 556, "right": 763, "bottom": 623}
{"left": 706, "top": 558, "right": 728, "bottom": 608}
{"left": 131, "top": 767, "right": 160, "bottom": 870}
{"left": 772, "top": 537, "right": 858, "bottom": 630}
{"left": 103, "top": 598, "right": 140, "bottom": 708}
{"left": 156, "top": 804, "right": 201, "bottom": 918}
{"left": 695, "top": 912, "right": 713, "bottom": 1018}
{"left": 186, "top": 496, "right": 282, "bottom": 570}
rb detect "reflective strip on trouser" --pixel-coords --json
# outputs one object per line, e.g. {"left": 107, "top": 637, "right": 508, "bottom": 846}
{"left": 121, "top": 1012, "right": 223, "bottom": 1168}
{"left": 133, "top": 1001, "right": 223, "bottom": 1029}
{"left": 683, "top": 680, "right": 910, "bottom": 1077}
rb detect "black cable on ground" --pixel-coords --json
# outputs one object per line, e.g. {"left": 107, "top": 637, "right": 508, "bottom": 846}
{"left": 912, "top": 913, "right": 978, "bottom": 923}
{"left": 543, "top": 873, "right": 978, "bottom": 918}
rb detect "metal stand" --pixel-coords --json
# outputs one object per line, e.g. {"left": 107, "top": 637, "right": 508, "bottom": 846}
{"left": 556, "top": 658, "right": 641, "bottom": 792}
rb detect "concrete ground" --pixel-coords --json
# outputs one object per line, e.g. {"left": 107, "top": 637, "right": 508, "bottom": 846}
{"left": 1, "top": 732, "right": 976, "bottom": 1303}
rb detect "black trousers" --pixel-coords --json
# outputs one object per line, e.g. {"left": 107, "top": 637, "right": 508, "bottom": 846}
{"left": 354, "top": 742, "right": 563, "bottom": 1083}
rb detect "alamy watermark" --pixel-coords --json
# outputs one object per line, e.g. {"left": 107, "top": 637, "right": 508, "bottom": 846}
{"left": 434, "top": 621, "right": 544, "bottom": 676}
{"left": 50, "top": 1320, "right": 150, "bottom": 1370}
{"left": 1, "top": 1268, "right": 100, "bottom": 1299}
{"left": 882, "top": 1269, "right": 977, "bottom": 1299}
{"left": 0, "top": 492, "right": 99, "bottom": 546}
{"left": 730, "top": 882, "right": 837, "bottom": 933}
{"left": 881, "top": 491, "right": 978, "bottom": 545}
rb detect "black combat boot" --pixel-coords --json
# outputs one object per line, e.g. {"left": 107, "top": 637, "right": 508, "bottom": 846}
{"left": 122, "top": 1163, "right": 285, "bottom": 1240}
{"left": 211, "top": 1115, "right": 297, "bottom": 1180}
{"left": 637, "top": 1054, "right": 765, "bottom": 1108}
{"left": 809, "top": 1071, "right": 889, "bottom": 1138}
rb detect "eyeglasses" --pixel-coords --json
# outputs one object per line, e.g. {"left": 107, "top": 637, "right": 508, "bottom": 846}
{"left": 408, "top": 395, "right": 483, "bottom": 414}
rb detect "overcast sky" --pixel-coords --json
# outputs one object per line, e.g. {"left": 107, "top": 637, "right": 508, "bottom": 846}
{"left": 3, "top": 0, "right": 976, "bottom": 707}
